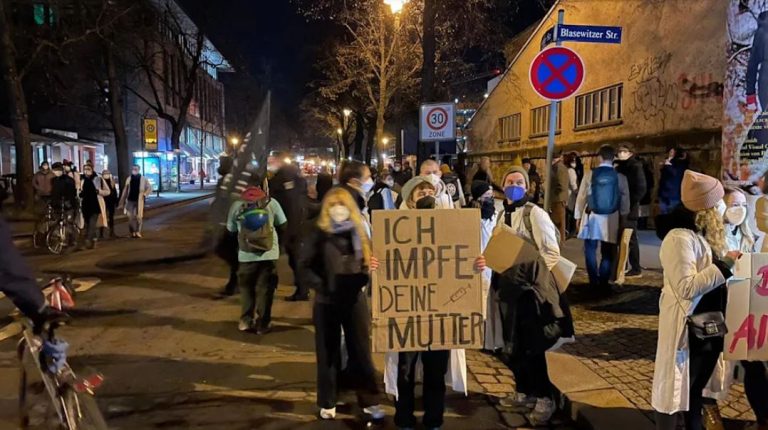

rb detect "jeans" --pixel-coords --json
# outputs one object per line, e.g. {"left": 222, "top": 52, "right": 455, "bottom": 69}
{"left": 395, "top": 350, "right": 450, "bottom": 428}
{"left": 125, "top": 200, "right": 142, "bottom": 233}
{"left": 743, "top": 361, "right": 768, "bottom": 425}
{"left": 237, "top": 261, "right": 277, "bottom": 327}
{"left": 224, "top": 262, "right": 239, "bottom": 295}
{"left": 584, "top": 239, "right": 616, "bottom": 288}
{"left": 313, "top": 293, "right": 380, "bottom": 409}
{"left": 83, "top": 213, "right": 99, "bottom": 242}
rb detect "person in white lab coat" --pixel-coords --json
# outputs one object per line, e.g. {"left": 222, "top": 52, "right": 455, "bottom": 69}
{"left": 652, "top": 171, "right": 740, "bottom": 430}
{"left": 470, "top": 181, "right": 502, "bottom": 350}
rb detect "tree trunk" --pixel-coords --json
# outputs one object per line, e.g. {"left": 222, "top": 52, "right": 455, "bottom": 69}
{"left": 105, "top": 43, "right": 130, "bottom": 186}
{"left": 375, "top": 107, "right": 385, "bottom": 171}
{"left": 171, "top": 123, "right": 184, "bottom": 192}
{"left": 0, "top": 0, "right": 34, "bottom": 212}
{"left": 353, "top": 111, "right": 365, "bottom": 160}
{"left": 418, "top": 0, "right": 437, "bottom": 170}
{"left": 365, "top": 116, "right": 376, "bottom": 165}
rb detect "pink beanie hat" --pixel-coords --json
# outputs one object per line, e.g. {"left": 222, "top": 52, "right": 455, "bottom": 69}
{"left": 680, "top": 170, "right": 724, "bottom": 212}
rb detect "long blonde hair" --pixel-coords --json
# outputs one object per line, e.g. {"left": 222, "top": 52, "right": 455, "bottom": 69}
{"left": 695, "top": 207, "right": 727, "bottom": 258}
{"left": 724, "top": 187, "right": 756, "bottom": 252}
{"left": 316, "top": 187, "right": 371, "bottom": 266}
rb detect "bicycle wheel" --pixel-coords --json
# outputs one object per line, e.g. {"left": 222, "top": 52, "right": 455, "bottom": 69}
{"left": 47, "top": 225, "right": 66, "bottom": 255}
{"left": 61, "top": 388, "right": 108, "bottom": 430}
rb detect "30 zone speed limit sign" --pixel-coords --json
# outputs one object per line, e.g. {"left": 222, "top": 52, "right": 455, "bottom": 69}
{"left": 420, "top": 102, "right": 456, "bottom": 142}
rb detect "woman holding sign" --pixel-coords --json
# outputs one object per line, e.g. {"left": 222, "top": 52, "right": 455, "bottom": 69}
{"left": 487, "top": 166, "right": 573, "bottom": 426}
{"left": 299, "top": 187, "right": 384, "bottom": 421}
{"left": 652, "top": 171, "right": 741, "bottom": 430}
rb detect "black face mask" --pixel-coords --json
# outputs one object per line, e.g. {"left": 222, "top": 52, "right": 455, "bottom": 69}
{"left": 480, "top": 200, "right": 495, "bottom": 219}
{"left": 415, "top": 196, "right": 436, "bottom": 209}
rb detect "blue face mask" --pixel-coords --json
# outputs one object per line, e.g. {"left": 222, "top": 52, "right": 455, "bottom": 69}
{"left": 504, "top": 185, "right": 527, "bottom": 202}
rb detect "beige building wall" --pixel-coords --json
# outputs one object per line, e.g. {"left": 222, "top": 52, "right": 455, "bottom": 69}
{"left": 467, "top": 0, "right": 727, "bottom": 180}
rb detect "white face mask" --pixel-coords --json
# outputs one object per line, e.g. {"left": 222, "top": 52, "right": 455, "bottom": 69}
{"left": 384, "top": 178, "right": 395, "bottom": 188}
{"left": 715, "top": 199, "right": 727, "bottom": 217}
{"left": 428, "top": 173, "right": 440, "bottom": 186}
{"left": 570, "top": 162, "right": 576, "bottom": 168}
{"left": 329, "top": 205, "right": 351, "bottom": 223}
{"left": 725, "top": 206, "right": 747, "bottom": 226}
{"left": 361, "top": 177, "right": 374, "bottom": 194}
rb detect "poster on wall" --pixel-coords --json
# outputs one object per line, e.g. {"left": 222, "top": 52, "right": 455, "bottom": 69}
{"left": 723, "top": 1, "right": 768, "bottom": 249}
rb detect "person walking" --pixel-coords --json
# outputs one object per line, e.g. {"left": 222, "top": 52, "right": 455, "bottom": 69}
{"left": 226, "top": 180, "right": 287, "bottom": 334}
{"left": 50, "top": 162, "right": 77, "bottom": 213}
{"left": 300, "top": 187, "right": 384, "bottom": 422}
{"left": 564, "top": 153, "right": 579, "bottom": 237}
{"left": 99, "top": 169, "right": 119, "bottom": 239}
{"left": 652, "top": 171, "right": 738, "bottom": 430}
{"left": 574, "top": 145, "right": 630, "bottom": 294}
{"left": 523, "top": 158, "right": 543, "bottom": 206}
{"left": 549, "top": 154, "right": 571, "bottom": 242}
{"left": 316, "top": 165, "right": 334, "bottom": 201}
{"left": 269, "top": 162, "right": 310, "bottom": 302}
{"left": 488, "top": 166, "right": 574, "bottom": 425}
{"left": 615, "top": 143, "right": 648, "bottom": 278}
{"left": 79, "top": 165, "right": 109, "bottom": 249}
{"left": 118, "top": 165, "right": 152, "bottom": 238}
{"left": 658, "top": 147, "right": 689, "bottom": 214}
{"left": 32, "top": 161, "right": 53, "bottom": 205}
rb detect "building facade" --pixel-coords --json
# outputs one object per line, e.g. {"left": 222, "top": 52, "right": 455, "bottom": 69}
{"left": 466, "top": 0, "right": 726, "bottom": 185}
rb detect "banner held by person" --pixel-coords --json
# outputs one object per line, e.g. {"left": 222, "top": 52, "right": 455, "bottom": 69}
{"left": 371, "top": 209, "right": 483, "bottom": 352}
{"left": 725, "top": 253, "right": 768, "bottom": 361}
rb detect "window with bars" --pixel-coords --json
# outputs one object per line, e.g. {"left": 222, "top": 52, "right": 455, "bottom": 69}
{"left": 530, "top": 103, "right": 561, "bottom": 137}
{"left": 575, "top": 83, "right": 623, "bottom": 129}
{"left": 498, "top": 113, "right": 521, "bottom": 143}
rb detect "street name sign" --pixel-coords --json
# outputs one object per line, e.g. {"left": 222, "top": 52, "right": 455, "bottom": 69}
{"left": 420, "top": 102, "right": 456, "bottom": 142}
{"left": 529, "top": 46, "right": 585, "bottom": 101}
{"left": 558, "top": 24, "right": 622, "bottom": 44}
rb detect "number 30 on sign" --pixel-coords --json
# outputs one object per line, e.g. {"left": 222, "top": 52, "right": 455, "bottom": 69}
{"left": 420, "top": 102, "right": 456, "bottom": 142}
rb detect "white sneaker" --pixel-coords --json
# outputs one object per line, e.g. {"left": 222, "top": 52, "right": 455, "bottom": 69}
{"left": 363, "top": 404, "right": 386, "bottom": 420}
{"left": 527, "top": 397, "right": 555, "bottom": 425}
{"left": 135, "top": 232, "right": 143, "bottom": 238}
{"left": 319, "top": 407, "right": 336, "bottom": 420}
{"left": 238, "top": 320, "right": 251, "bottom": 332}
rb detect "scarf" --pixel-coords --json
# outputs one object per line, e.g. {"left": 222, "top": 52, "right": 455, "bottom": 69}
{"left": 502, "top": 196, "right": 529, "bottom": 226}
{"left": 330, "top": 220, "right": 364, "bottom": 263}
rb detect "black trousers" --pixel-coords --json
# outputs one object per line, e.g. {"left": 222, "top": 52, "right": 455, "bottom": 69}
{"left": 286, "top": 240, "right": 307, "bottom": 297}
{"left": 395, "top": 350, "right": 450, "bottom": 429}
{"left": 743, "top": 361, "right": 768, "bottom": 425}
{"left": 224, "top": 261, "right": 239, "bottom": 294}
{"left": 655, "top": 339, "right": 721, "bottom": 430}
{"left": 313, "top": 294, "right": 380, "bottom": 409}
{"left": 237, "top": 261, "right": 277, "bottom": 327}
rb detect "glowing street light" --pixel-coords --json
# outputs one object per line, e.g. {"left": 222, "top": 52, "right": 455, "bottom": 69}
{"left": 336, "top": 128, "right": 343, "bottom": 135}
{"left": 384, "top": 0, "right": 408, "bottom": 14}
{"left": 343, "top": 108, "right": 352, "bottom": 118}
{"left": 283, "top": 157, "right": 292, "bottom": 164}
{"left": 229, "top": 137, "right": 239, "bottom": 146}
{"left": 382, "top": 137, "right": 389, "bottom": 146}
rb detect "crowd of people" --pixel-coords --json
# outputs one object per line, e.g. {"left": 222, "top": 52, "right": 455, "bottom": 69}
{"left": 32, "top": 160, "right": 153, "bottom": 249}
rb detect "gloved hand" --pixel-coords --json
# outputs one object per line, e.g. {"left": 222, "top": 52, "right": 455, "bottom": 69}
{"left": 42, "top": 339, "right": 69, "bottom": 373}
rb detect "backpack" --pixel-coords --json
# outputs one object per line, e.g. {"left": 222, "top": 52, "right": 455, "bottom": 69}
{"left": 236, "top": 192, "right": 274, "bottom": 253}
{"left": 589, "top": 166, "right": 620, "bottom": 215}
{"left": 497, "top": 202, "right": 561, "bottom": 245}
{"left": 442, "top": 173, "right": 461, "bottom": 203}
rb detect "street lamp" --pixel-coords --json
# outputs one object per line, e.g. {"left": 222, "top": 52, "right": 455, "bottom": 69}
{"left": 336, "top": 128, "right": 343, "bottom": 135}
{"left": 382, "top": 137, "right": 389, "bottom": 146}
{"left": 229, "top": 137, "right": 239, "bottom": 146}
{"left": 384, "top": 0, "right": 408, "bottom": 14}
{"left": 343, "top": 108, "right": 352, "bottom": 118}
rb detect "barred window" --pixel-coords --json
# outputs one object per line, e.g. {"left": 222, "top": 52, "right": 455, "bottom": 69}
{"left": 530, "top": 103, "right": 561, "bottom": 137}
{"left": 498, "top": 113, "right": 521, "bottom": 143}
{"left": 575, "top": 83, "right": 623, "bottom": 129}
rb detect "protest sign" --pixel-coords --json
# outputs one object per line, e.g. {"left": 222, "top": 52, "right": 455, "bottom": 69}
{"left": 725, "top": 253, "right": 768, "bottom": 361}
{"left": 371, "top": 209, "right": 483, "bottom": 352}
{"left": 483, "top": 225, "right": 539, "bottom": 273}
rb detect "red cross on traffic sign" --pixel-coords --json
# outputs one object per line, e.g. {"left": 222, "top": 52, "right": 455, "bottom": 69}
{"left": 529, "top": 46, "right": 585, "bottom": 101}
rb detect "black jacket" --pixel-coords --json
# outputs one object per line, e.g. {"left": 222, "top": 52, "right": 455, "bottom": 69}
{"left": 51, "top": 175, "right": 77, "bottom": 210}
{"left": 0, "top": 218, "right": 45, "bottom": 318}
{"left": 615, "top": 155, "right": 647, "bottom": 207}
{"left": 299, "top": 223, "right": 369, "bottom": 304}
{"left": 316, "top": 172, "right": 333, "bottom": 201}
{"left": 269, "top": 166, "right": 308, "bottom": 238}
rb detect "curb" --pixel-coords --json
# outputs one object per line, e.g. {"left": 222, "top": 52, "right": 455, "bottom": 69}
{"left": 96, "top": 250, "right": 207, "bottom": 270}
{"left": 547, "top": 352, "right": 655, "bottom": 430}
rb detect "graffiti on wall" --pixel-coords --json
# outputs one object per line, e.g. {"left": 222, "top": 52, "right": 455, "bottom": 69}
{"left": 679, "top": 73, "right": 724, "bottom": 110}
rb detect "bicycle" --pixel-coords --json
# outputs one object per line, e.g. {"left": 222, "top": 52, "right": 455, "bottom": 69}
{"left": 46, "top": 203, "right": 80, "bottom": 255}
{"left": 33, "top": 204, "right": 56, "bottom": 249}
{"left": 17, "top": 278, "right": 107, "bottom": 430}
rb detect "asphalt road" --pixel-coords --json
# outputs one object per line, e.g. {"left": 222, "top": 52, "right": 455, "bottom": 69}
{"left": 0, "top": 199, "right": 512, "bottom": 430}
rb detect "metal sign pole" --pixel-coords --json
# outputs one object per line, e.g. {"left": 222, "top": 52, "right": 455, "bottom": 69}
{"left": 544, "top": 9, "right": 565, "bottom": 213}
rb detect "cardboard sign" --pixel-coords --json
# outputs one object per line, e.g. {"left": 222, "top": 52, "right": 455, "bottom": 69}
{"left": 483, "top": 225, "right": 539, "bottom": 273}
{"left": 371, "top": 209, "right": 483, "bottom": 352}
{"left": 725, "top": 253, "right": 768, "bottom": 361}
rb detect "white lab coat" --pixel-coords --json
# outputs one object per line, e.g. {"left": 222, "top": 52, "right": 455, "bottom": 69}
{"left": 652, "top": 229, "right": 727, "bottom": 414}
{"left": 481, "top": 213, "right": 503, "bottom": 350}
{"left": 574, "top": 164, "right": 630, "bottom": 244}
